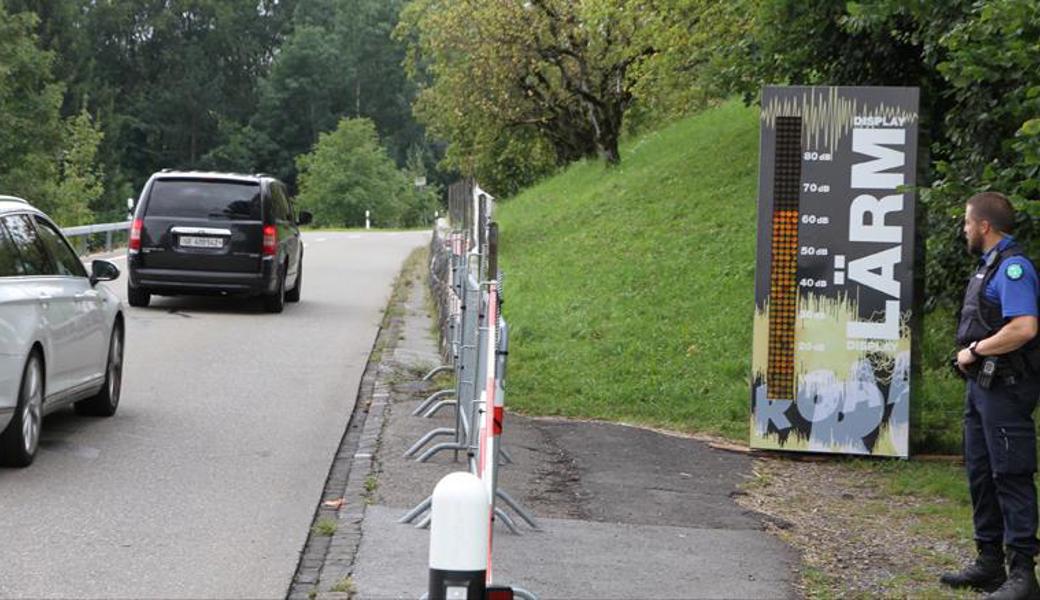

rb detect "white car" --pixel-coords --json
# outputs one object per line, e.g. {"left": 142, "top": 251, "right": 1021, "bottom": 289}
{"left": 0, "top": 196, "right": 124, "bottom": 467}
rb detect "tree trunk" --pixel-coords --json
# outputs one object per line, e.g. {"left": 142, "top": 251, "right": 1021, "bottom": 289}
{"left": 355, "top": 79, "right": 361, "bottom": 118}
{"left": 593, "top": 102, "right": 623, "bottom": 165}
{"left": 597, "top": 135, "right": 621, "bottom": 165}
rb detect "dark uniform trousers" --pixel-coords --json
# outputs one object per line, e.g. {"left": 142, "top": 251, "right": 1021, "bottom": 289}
{"left": 965, "top": 376, "right": 1040, "bottom": 555}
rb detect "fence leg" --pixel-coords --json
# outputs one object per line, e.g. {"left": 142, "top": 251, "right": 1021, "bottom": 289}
{"left": 417, "top": 442, "right": 468, "bottom": 463}
{"left": 105, "top": 230, "right": 113, "bottom": 253}
{"left": 494, "top": 507, "right": 521, "bottom": 535}
{"left": 499, "top": 447, "right": 514, "bottom": 465}
{"left": 404, "top": 428, "right": 455, "bottom": 458}
{"left": 413, "top": 388, "right": 455, "bottom": 416}
{"left": 398, "top": 495, "right": 432, "bottom": 524}
{"left": 496, "top": 489, "right": 541, "bottom": 530}
{"left": 422, "top": 399, "right": 457, "bottom": 418}
{"left": 422, "top": 365, "right": 453, "bottom": 381}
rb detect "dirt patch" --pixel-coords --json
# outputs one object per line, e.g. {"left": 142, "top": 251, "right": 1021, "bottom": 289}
{"left": 736, "top": 457, "right": 975, "bottom": 598}
{"left": 521, "top": 424, "right": 590, "bottom": 520}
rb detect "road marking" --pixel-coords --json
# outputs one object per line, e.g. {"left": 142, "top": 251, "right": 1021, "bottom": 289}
{"left": 316, "top": 237, "right": 327, "bottom": 243}
{"left": 348, "top": 234, "right": 362, "bottom": 239}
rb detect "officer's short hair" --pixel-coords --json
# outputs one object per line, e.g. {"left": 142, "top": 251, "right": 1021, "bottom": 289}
{"left": 968, "top": 191, "right": 1015, "bottom": 233}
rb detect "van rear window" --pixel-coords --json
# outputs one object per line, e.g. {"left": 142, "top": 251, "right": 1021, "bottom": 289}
{"left": 146, "top": 179, "right": 261, "bottom": 220}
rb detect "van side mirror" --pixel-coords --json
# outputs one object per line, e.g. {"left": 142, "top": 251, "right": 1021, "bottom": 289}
{"left": 90, "top": 260, "right": 120, "bottom": 286}
{"left": 297, "top": 211, "right": 313, "bottom": 226}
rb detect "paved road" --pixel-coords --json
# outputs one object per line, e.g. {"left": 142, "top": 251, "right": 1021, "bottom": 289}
{"left": 0, "top": 231, "right": 429, "bottom": 599}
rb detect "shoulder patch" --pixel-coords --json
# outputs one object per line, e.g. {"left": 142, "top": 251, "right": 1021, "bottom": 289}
{"left": 1007, "top": 263, "right": 1025, "bottom": 281}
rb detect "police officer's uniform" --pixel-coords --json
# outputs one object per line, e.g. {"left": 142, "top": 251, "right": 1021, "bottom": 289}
{"left": 951, "top": 235, "right": 1040, "bottom": 597}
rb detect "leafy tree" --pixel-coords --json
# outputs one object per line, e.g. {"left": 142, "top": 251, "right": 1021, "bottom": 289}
{"left": 43, "top": 110, "right": 104, "bottom": 226}
{"left": 0, "top": 4, "right": 63, "bottom": 206}
{"left": 0, "top": 3, "right": 106, "bottom": 226}
{"left": 627, "top": 0, "right": 757, "bottom": 123}
{"left": 252, "top": 24, "right": 344, "bottom": 183}
{"left": 199, "top": 121, "right": 281, "bottom": 175}
{"left": 253, "top": 0, "right": 423, "bottom": 188}
{"left": 296, "top": 118, "right": 436, "bottom": 227}
{"left": 398, "top": 0, "right": 656, "bottom": 186}
{"left": 919, "top": 0, "right": 1040, "bottom": 306}
{"left": 30, "top": 0, "right": 296, "bottom": 216}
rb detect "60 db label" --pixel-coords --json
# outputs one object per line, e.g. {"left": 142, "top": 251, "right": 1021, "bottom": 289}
{"left": 801, "top": 214, "right": 831, "bottom": 225}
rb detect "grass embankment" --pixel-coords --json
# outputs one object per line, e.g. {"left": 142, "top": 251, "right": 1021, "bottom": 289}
{"left": 497, "top": 100, "right": 977, "bottom": 595}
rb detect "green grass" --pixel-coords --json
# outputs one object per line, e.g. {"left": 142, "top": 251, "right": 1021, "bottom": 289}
{"left": 498, "top": 99, "right": 968, "bottom": 452}
{"left": 917, "top": 311, "right": 965, "bottom": 452}
{"left": 498, "top": 100, "right": 759, "bottom": 440}
{"left": 330, "top": 576, "right": 356, "bottom": 595}
{"left": 312, "top": 517, "right": 338, "bottom": 537}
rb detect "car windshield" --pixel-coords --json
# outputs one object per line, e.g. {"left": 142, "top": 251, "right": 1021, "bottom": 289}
{"left": 146, "top": 179, "right": 261, "bottom": 220}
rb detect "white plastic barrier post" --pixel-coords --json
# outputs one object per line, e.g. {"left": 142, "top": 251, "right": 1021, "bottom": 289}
{"left": 366, "top": 209, "right": 371, "bottom": 230}
{"left": 428, "top": 472, "right": 490, "bottom": 600}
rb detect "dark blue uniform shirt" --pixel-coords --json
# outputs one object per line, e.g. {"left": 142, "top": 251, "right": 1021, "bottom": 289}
{"left": 983, "top": 236, "right": 1040, "bottom": 319}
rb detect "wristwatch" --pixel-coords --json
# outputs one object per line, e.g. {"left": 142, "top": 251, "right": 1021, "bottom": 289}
{"left": 969, "top": 341, "right": 983, "bottom": 358}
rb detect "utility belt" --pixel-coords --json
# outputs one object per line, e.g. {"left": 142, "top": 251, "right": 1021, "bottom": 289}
{"left": 954, "top": 346, "right": 1040, "bottom": 389}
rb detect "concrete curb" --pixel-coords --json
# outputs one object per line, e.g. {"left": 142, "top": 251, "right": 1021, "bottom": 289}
{"left": 287, "top": 258, "right": 420, "bottom": 600}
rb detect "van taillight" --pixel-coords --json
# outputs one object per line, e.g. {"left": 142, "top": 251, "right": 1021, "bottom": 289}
{"left": 263, "top": 225, "right": 277, "bottom": 256}
{"left": 129, "top": 219, "right": 143, "bottom": 251}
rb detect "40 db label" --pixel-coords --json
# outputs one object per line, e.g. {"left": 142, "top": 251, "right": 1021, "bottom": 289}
{"left": 799, "top": 278, "right": 828, "bottom": 289}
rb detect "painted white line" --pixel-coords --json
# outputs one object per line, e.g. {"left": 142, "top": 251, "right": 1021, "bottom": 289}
{"left": 347, "top": 234, "right": 362, "bottom": 240}
{"left": 316, "top": 237, "right": 327, "bottom": 243}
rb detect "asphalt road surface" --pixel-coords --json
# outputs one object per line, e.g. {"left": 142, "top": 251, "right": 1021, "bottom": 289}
{"left": 0, "top": 231, "right": 429, "bottom": 599}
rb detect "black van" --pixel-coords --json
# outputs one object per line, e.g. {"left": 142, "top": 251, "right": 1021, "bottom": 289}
{"left": 127, "top": 171, "right": 311, "bottom": 313}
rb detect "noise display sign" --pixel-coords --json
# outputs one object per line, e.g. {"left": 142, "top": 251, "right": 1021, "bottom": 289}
{"left": 751, "top": 85, "right": 919, "bottom": 457}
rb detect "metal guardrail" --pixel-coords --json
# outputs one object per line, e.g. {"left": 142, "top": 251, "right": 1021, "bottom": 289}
{"left": 62, "top": 220, "right": 130, "bottom": 256}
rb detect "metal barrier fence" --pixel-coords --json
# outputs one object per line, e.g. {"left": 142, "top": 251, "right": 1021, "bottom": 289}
{"left": 63, "top": 221, "right": 131, "bottom": 256}
{"left": 405, "top": 180, "right": 538, "bottom": 599}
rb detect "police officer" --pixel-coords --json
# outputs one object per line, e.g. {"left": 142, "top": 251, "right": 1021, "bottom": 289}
{"left": 941, "top": 192, "right": 1040, "bottom": 599}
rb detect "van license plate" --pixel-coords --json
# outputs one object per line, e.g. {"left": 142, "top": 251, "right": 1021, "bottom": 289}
{"left": 179, "top": 236, "right": 224, "bottom": 249}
